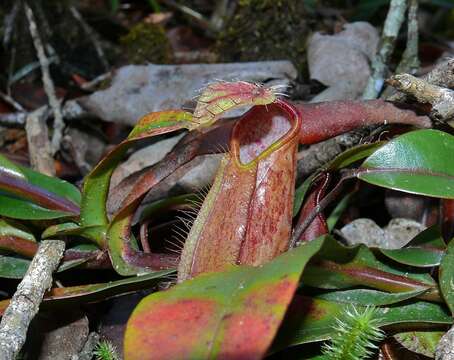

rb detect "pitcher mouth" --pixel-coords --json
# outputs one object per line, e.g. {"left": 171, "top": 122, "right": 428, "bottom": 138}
{"left": 230, "top": 99, "right": 302, "bottom": 169}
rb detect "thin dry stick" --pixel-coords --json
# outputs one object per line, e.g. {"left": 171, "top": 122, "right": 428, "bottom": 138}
{"left": 25, "top": 106, "right": 56, "bottom": 176}
{"left": 362, "top": 0, "right": 407, "bottom": 99}
{"left": 3, "top": 1, "right": 20, "bottom": 48}
{"left": 388, "top": 73, "right": 454, "bottom": 120}
{"left": 0, "top": 240, "right": 65, "bottom": 360}
{"left": 396, "top": 0, "right": 419, "bottom": 75}
{"left": 0, "top": 112, "right": 27, "bottom": 127}
{"left": 69, "top": 5, "right": 109, "bottom": 71}
{"left": 24, "top": 3, "right": 64, "bottom": 155}
{"left": 0, "top": 91, "right": 25, "bottom": 112}
{"left": 0, "top": 98, "right": 91, "bottom": 128}
{"left": 381, "top": 0, "right": 419, "bottom": 98}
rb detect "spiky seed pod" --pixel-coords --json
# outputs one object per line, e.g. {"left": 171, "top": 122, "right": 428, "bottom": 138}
{"left": 322, "top": 306, "right": 385, "bottom": 360}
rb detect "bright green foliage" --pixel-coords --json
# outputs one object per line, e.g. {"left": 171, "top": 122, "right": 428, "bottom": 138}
{"left": 93, "top": 340, "right": 120, "bottom": 360}
{"left": 321, "top": 306, "right": 384, "bottom": 360}
{"left": 359, "top": 129, "right": 454, "bottom": 199}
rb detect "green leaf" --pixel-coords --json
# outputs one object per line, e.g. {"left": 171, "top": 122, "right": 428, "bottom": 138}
{"left": 439, "top": 240, "right": 454, "bottom": 314}
{"left": 326, "top": 142, "right": 385, "bottom": 171}
{"left": 380, "top": 226, "right": 446, "bottom": 267}
{"left": 314, "top": 288, "right": 427, "bottom": 306}
{"left": 124, "top": 237, "right": 324, "bottom": 360}
{"left": 273, "top": 296, "right": 451, "bottom": 349}
{"left": 42, "top": 222, "right": 105, "bottom": 247}
{"left": 0, "top": 255, "right": 30, "bottom": 278}
{"left": 0, "top": 192, "right": 73, "bottom": 220}
{"left": 394, "top": 331, "right": 444, "bottom": 358}
{"left": 0, "top": 218, "right": 35, "bottom": 242}
{"left": 358, "top": 129, "right": 454, "bottom": 199}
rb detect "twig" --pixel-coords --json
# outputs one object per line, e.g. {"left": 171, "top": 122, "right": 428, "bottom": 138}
{"left": 160, "top": 0, "right": 212, "bottom": 31}
{"left": 69, "top": 5, "right": 109, "bottom": 71}
{"left": 25, "top": 106, "right": 56, "bottom": 176}
{"left": 209, "top": 0, "right": 236, "bottom": 32}
{"left": 0, "top": 112, "right": 27, "bottom": 127}
{"left": 422, "top": 58, "right": 454, "bottom": 90}
{"left": 0, "top": 240, "right": 65, "bottom": 360}
{"left": 362, "top": 0, "right": 407, "bottom": 99}
{"left": 0, "top": 98, "right": 91, "bottom": 128}
{"left": 24, "top": 3, "right": 64, "bottom": 155}
{"left": 381, "top": 0, "right": 420, "bottom": 99}
{"left": 396, "top": 0, "right": 419, "bottom": 75}
{"left": 80, "top": 72, "right": 112, "bottom": 91}
{"left": 0, "top": 91, "right": 25, "bottom": 112}
{"left": 387, "top": 73, "right": 454, "bottom": 120}
{"left": 3, "top": 1, "right": 21, "bottom": 48}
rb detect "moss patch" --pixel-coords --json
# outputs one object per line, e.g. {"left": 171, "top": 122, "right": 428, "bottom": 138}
{"left": 120, "top": 22, "right": 172, "bottom": 65}
{"left": 217, "top": 0, "right": 309, "bottom": 73}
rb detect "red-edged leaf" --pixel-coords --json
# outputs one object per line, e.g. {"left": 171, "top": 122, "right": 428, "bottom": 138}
{"left": 124, "top": 237, "right": 323, "bottom": 360}
{"left": 0, "top": 269, "right": 172, "bottom": 315}
{"left": 191, "top": 81, "right": 276, "bottom": 130}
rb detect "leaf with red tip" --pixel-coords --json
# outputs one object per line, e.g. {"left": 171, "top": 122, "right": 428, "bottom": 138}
{"left": 190, "top": 81, "right": 276, "bottom": 130}
{"left": 124, "top": 237, "right": 323, "bottom": 360}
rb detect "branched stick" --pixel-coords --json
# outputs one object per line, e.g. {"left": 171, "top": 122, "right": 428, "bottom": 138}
{"left": 388, "top": 73, "right": 454, "bottom": 120}
{"left": 0, "top": 240, "right": 65, "bottom": 360}
{"left": 24, "top": 3, "right": 64, "bottom": 155}
{"left": 362, "top": 0, "right": 407, "bottom": 99}
{"left": 396, "top": 0, "right": 419, "bottom": 75}
{"left": 0, "top": 99, "right": 91, "bottom": 128}
{"left": 3, "top": 1, "right": 20, "bottom": 48}
{"left": 388, "top": 58, "right": 454, "bottom": 104}
{"left": 381, "top": 0, "right": 419, "bottom": 99}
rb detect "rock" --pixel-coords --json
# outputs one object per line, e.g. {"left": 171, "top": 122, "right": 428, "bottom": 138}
{"left": 384, "top": 218, "right": 426, "bottom": 249}
{"left": 340, "top": 218, "right": 425, "bottom": 249}
{"left": 22, "top": 310, "right": 89, "bottom": 360}
{"left": 79, "top": 61, "right": 297, "bottom": 126}
{"left": 340, "top": 218, "right": 386, "bottom": 247}
{"left": 63, "top": 127, "right": 106, "bottom": 175}
{"left": 308, "top": 22, "right": 379, "bottom": 102}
